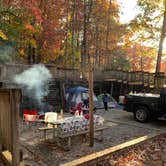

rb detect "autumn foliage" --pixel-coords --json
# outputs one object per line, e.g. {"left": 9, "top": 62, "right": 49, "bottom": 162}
{"left": 0, "top": 0, "right": 158, "bottom": 73}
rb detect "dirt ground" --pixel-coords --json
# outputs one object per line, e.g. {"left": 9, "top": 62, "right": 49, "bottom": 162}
{"left": 0, "top": 158, "right": 5, "bottom": 166}
{"left": 18, "top": 108, "right": 166, "bottom": 166}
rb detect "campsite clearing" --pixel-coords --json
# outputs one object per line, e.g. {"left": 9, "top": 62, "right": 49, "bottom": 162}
{"left": 19, "top": 108, "right": 166, "bottom": 166}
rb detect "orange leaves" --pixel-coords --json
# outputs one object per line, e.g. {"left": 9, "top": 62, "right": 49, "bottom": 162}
{"left": 25, "top": 24, "right": 36, "bottom": 33}
{"left": 114, "top": 152, "right": 143, "bottom": 166}
{"left": 32, "top": 8, "right": 43, "bottom": 24}
{"left": 20, "top": 0, "right": 43, "bottom": 24}
{"left": 126, "top": 44, "right": 156, "bottom": 72}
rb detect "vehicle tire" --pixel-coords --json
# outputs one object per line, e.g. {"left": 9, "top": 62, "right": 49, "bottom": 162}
{"left": 134, "top": 106, "right": 150, "bottom": 122}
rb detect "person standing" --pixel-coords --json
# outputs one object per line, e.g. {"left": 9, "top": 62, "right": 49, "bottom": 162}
{"left": 102, "top": 93, "right": 109, "bottom": 111}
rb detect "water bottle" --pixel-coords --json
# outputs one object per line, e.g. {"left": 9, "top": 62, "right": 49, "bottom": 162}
{"left": 80, "top": 111, "right": 83, "bottom": 117}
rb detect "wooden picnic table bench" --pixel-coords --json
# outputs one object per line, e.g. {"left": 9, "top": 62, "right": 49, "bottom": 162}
{"left": 56, "top": 126, "right": 108, "bottom": 148}
{"left": 38, "top": 126, "right": 53, "bottom": 140}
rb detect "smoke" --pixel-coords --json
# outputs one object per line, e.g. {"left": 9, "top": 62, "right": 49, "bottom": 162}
{"left": 14, "top": 64, "right": 52, "bottom": 105}
{"left": 0, "top": 45, "right": 14, "bottom": 64}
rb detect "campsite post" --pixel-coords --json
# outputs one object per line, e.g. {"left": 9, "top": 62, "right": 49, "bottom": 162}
{"left": 88, "top": 67, "right": 94, "bottom": 147}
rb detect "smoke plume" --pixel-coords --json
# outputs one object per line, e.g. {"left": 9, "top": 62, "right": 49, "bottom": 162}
{"left": 14, "top": 64, "right": 52, "bottom": 105}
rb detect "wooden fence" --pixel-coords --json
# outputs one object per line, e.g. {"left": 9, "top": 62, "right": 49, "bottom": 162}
{"left": 0, "top": 64, "right": 166, "bottom": 88}
{"left": 0, "top": 89, "right": 22, "bottom": 166}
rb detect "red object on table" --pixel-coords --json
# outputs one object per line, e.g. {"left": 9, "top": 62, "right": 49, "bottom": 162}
{"left": 23, "top": 109, "right": 38, "bottom": 122}
{"left": 23, "top": 110, "right": 38, "bottom": 115}
{"left": 84, "top": 113, "right": 90, "bottom": 119}
{"left": 70, "top": 102, "right": 83, "bottom": 115}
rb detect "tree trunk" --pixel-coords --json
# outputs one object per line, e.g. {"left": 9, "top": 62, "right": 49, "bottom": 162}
{"left": 71, "top": 0, "right": 76, "bottom": 69}
{"left": 36, "top": 48, "right": 41, "bottom": 63}
{"left": 140, "top": 56, "right": 143, "bottom": 71}
{"left": 155, "top": 1, "right": 166, "bottom": 73}
{"left": 105, "top": 0, "right": 112, "bottom": 69}
{"left": 81, "top": 0, "right": 93, "bottom": 68}
{"left": 81, "top": 0, "right": 87, "bottom": 68}
{"left": 95, "top": 25, "right": 99, "bottom": 67}
{"left": 86, "top": 0, "right": 93, "bottom": 64}
{"left": 59, "top": 81, "right": 66, "bottom": 112}
{"left": 75, "top": 0, "right": 79, "bottom": 49}
{"left": 32, "top": 47, "right": 36, "bottom": 63}
{"left": 64, "top": 0, "right": 69, "bottom": 68}
{"left": 27, "top": 44, "right": 32, "bottom": 64}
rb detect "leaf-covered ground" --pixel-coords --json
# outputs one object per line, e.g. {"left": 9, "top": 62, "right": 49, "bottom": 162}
{"left": 19, "top": 116, "right": 161, "bottom": 165}
{"left": 1, "top": 109, "right": 165, "bottom": 166}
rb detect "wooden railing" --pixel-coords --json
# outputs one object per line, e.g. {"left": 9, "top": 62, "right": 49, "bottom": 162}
{"left": 0, "top": 64, "right": 166, "bottom": 88}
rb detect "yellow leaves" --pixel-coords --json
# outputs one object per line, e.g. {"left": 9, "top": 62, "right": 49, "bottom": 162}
{"left": 30, "top": 39, "right": 37, "bottom": 48}
{"left": 68, "top": 14, "right": 71, "bottom": 22}
{"left": 53, "top": 49, "right": 64, "bottom": 55}
{"left": 0, "top": 30, "right": 8, "bottom": 40}
{"left": 19, "top": 48, "right": 25, "bottom": 56}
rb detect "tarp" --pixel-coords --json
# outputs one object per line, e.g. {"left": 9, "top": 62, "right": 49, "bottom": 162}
{"left": 66, "top": 86, "right": 88, "bottom": 94}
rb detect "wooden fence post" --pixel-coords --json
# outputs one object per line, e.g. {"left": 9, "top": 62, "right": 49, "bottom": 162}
{"left": 11, "top": 90, "right": 21, "bottom": 166}
{"left": 0, "top": 89, "right": 22, "bottom": 166}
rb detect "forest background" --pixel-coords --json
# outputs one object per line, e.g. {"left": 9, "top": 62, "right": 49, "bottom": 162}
{"left": 0, "top": 0, "right": 166, "bottom": 74}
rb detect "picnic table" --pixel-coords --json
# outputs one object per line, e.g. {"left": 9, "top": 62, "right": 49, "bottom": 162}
{"left": 39, "top": 115, "right": 107, "bottom": 149}
{"left": 47, "top": 116, "right": 107, "bottom": 148}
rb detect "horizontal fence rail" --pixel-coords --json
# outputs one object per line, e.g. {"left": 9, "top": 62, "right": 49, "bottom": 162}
{"left": 0, "top": 64, "right": 166, "bottom": 88}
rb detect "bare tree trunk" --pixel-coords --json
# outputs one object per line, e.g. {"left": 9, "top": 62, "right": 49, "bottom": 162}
{"left": 156, "top": 0, "right": 166, "bottom": 73}
{"left": 32, "top": 47, "right": 36, "bottom": 63}
{"left": 86, "top": 0, "right": 93, "bottom": 64}
{"left": 36, "top": 0, "right": 45, "bottom": 63}
{"left": 95, "top": 25, "right": 99, "bottom": 67}
{"left": 132, "top": 44, "right": 136, "bottom": 71}
{"left": 81, "top": 0, "right": 93, "bottom": 68}
{"left": 64, "top": 0, "right": 69, "bottom": 68}
{"left": 71, "top": 0, "right": 76, "bottom": 69}
{"left": 81, "top": 0, "right": 87, "bottom": 68}
{"left": 140, "top": 56, "right": 143, "bottom": 71}
{"left": 105, "top": 0, "right": 112, "bottom": 69}
{"left": 75, "top": 0, "right": 79, "bottom": 48}
{"left": 27, "top": 44, "right": 32, "bottom": 64}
